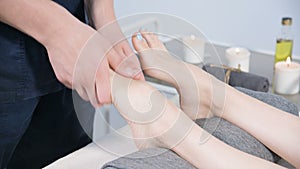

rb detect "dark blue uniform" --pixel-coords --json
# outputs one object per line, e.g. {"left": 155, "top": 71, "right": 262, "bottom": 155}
{"left": 0, "top": 1, "right": 92, "bottom": 168}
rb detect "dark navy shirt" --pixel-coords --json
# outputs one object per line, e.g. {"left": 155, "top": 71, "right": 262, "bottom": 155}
{"left": 0, "top": 0, "right": 86, "bottom": 103}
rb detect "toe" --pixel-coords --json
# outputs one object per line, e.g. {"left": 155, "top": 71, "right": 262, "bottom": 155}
{"left": 132, "top": 32, "right": 149, "bottom": 52}
{"left": 141, "top": 32, "right": 167, "bottom": 50}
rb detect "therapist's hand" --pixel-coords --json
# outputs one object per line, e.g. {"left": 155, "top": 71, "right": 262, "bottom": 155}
{"left": 99, "top": 21, "right": 145, "bottom": 80}
{"left": 48, "top": 0, "right": 144, "bottom": 107}
{"left": 85, "top": 0, "right": 144, "bottom": 80}
{"left": 45, "top": 23, "right": 142, "bottom": 107}
{"left": 45, "top": 24, "right": 106, "bottom": 107}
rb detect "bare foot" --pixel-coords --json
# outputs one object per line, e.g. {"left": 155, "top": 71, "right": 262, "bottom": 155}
{"left": 110, "top": 71, "right": 196, "bottom": 150}
{"left": 132, "top": 32, "right": 215, "bottom": 120}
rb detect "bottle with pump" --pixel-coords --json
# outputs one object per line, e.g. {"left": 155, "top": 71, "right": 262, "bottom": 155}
{"left": 275, "top": 17, "right": 293, "bottom": 63}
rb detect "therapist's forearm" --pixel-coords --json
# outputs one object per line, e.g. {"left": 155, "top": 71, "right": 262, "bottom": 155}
{"left": 85, "top": 0, "right": 116, "bottom": 29}
{"left": 0, "top": 0, "right": 89, "bottom": 46}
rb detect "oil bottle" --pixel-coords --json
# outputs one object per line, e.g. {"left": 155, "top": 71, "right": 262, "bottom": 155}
{"left": 275, "top": 17, "right": 293, "bottom": 63}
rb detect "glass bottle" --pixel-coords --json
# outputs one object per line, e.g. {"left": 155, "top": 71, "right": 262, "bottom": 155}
{"left": 275, "top": 17, "right": 293, "bottom": 63}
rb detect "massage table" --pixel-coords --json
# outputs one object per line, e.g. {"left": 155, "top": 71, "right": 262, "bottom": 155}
{"left": 44, "top": 126, "right": 138, "bottom": 169}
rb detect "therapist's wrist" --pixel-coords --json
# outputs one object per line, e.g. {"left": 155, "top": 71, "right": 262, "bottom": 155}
{"left": 85, "top": 0, "right": 116, "bottom": 30}
{"left": 38, "top": 4, "right": 96, "bottom": 49}
{"left": 42, "top": 19, "right": 95, "bottom": 51}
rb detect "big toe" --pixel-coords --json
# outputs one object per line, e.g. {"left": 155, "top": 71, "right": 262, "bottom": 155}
{"left": 132, "top": 31, "right": 167, "bottom": 52}
{"left": 132, "top": 32, "right": 150, "bottom": 52}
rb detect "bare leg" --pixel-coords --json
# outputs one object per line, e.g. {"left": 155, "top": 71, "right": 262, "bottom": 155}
{"left": 221, "top": 86, "right": 300, "bottom": 167}
{"left": 132, "top": 32, "right": 300, "bottom": 168}
{"left": 110, "top": 72, "right": 283, "bottom": 169}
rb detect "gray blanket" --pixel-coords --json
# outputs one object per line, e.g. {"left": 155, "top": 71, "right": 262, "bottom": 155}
{"left": 102, "top": 87, "right": 298, "bottom": 169}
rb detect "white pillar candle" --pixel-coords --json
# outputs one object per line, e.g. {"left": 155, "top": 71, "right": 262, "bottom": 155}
{"left": 225, "top": 47, "right": 250, "bottom": 72}
{"left": 274, "top": 57, "right": 300, "bottom": 95}
{"left": 182, "top": 35, "right": 205, "bottom": 64}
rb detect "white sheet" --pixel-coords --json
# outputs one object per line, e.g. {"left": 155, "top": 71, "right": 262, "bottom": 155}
{"left": 44, "top": 126, "right": 138, "bottom": 169}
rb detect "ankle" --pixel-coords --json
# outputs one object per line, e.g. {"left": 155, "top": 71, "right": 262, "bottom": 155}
{"left": 188, "top": 65, "right": 213, "bottom": 117}
{"left": 207, "top": 74, "right": 228, "bottom": 117}
{"left": 150, "top": 105, "right": 197, "bottom": 149}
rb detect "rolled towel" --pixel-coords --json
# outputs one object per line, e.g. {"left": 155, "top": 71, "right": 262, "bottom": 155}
{"left": 202, "top": 64, "right": 270, "bottom": 92}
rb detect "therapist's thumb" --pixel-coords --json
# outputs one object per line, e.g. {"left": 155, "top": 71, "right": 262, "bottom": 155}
{"left": 108, "top": 44, "right": 144, "bottom": 80}
{"left": 94, "top": 57, "right": 112, "bottom": 107}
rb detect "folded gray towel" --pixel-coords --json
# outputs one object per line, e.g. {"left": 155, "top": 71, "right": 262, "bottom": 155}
{"left": 202, "top": 64, "right": 270, "bottom": 92}
{"left": 277, "top": 159, "right": 296, "bottom": 169}
{"left": 102, "top": 148, "right": 196, "bottom": 169}
{"left": 102, "top": 87, "right": 298, "bottom": 169}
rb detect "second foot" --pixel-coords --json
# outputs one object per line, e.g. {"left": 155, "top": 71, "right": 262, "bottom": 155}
{"left": 132, "top": 32, "right": 216, "bottom": 120}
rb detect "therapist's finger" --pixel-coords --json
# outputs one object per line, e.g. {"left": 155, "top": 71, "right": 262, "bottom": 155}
{"left": 75, "top": 86, "right": 90, "bottom": 102}
{"left": 107, "top": 45, "right": 143, "bottom": 80}
{"left": 94, "top": 56, "right": 112, "bottom": 106}
{"left": 120, "top": 40, "right": 145, "bottom": 80}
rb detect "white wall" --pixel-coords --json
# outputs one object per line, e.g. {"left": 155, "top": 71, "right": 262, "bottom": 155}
{"left": 114, "top": 0, "right": 300, "bottom": 57}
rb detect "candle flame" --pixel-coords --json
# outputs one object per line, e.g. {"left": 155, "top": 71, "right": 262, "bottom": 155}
{"left": 286, "top": 57, "right": 291, "bottom": 67}
{"left": 235, "top": 48, "right": 240, "bottom": 54}
{"left": 190, "top": 34, "right": 196, "bottom": 40}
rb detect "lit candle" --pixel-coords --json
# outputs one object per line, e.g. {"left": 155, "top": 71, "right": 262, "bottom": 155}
{"left": 225, "top": 47, "right": 250, "bottom": 72}
{"left": 182, "top": 35, "right": 205, "bottom": 64}
{"left": 274, "top": 57, "right": 300, "bottom": 95}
